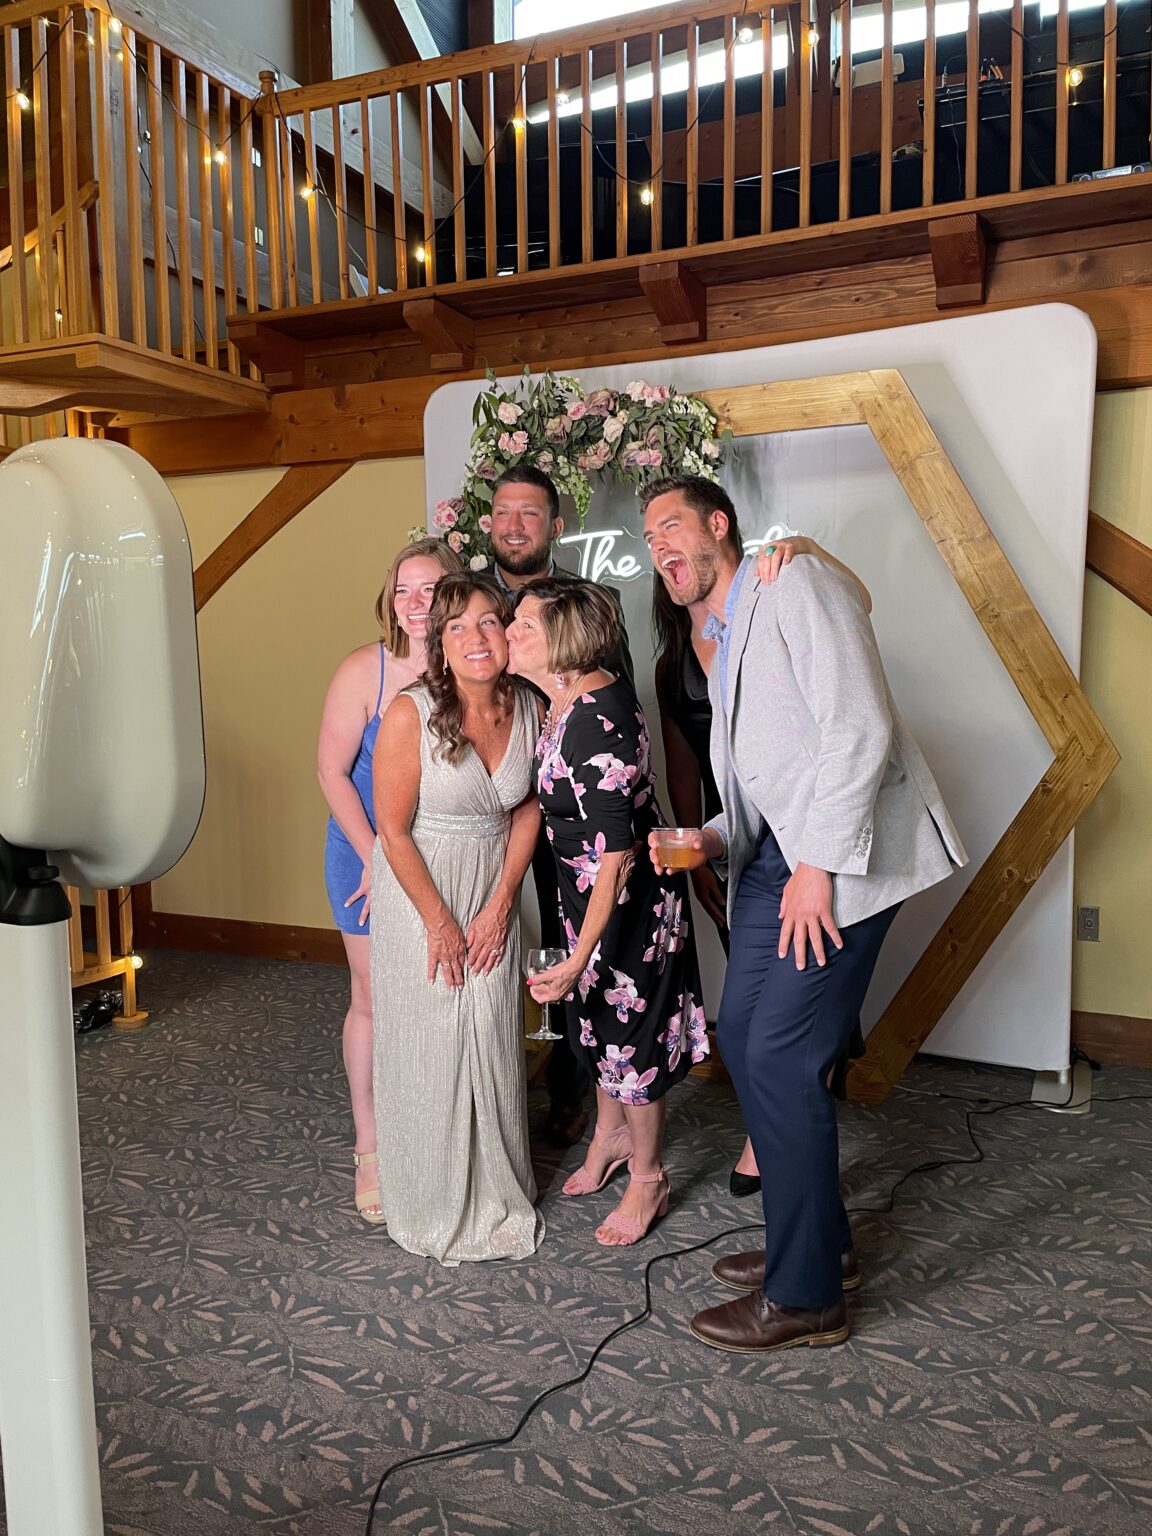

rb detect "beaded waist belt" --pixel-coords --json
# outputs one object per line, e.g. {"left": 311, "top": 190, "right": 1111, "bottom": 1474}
{"left": 413, "top": 809, "right": 510, "bottom": 838}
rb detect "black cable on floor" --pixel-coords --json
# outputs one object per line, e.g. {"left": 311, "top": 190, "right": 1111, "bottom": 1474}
{"left": 363, "top": 1066, "right": 1152, "bottom": 1532}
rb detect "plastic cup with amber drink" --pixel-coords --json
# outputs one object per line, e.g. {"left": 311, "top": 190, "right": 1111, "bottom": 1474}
{"left": 652, "top": 827, "right": 701, "bottom": 873}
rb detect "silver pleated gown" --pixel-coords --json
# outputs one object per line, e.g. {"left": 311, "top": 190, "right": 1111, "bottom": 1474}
{"left": 371, "top": 684, "right": 543, "bottom": 1265}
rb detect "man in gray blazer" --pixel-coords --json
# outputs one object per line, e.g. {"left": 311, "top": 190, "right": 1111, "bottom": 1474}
{"left": 643, "top": 475, "right": 966, "bottom": 1353}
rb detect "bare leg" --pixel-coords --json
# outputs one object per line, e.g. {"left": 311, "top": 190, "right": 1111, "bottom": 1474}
{"left": 596, "top": 1095, "right": 668, "bottom": 1246}
{"left": 562, "top": 1088, "right": 630, "bottom": 1194}
{"left": 734, "top": 1136, "right": 759, "bottom": 1177}
{"left": 342, "top": 932, "right": 379, "bottom": 1215}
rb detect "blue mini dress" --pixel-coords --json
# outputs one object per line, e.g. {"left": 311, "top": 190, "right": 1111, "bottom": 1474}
{"left": 324, "top": 642, "right": 385, "bottom": 935}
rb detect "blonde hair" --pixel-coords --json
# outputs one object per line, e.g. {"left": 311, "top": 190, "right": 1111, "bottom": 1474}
{"left": 515, "top": 575, "right": 620, "bottom": 674}
{"left": 375, "top": 537, "right": 465, "bottom": 658}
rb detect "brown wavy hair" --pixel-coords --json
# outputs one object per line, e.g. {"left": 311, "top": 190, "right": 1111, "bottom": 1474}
{"left": 375, "top": 537, "right": 465, "bottom": 659}
{"left": 421, "top": 571, "right": 516, "bottom": 764}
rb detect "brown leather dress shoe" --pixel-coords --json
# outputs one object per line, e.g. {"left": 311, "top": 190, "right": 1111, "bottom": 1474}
{"left": 690, "top": 1290, "right": 849, "bottom": 1353}
{"left": 543, "top": 1103, "right": 589, "bottom": 1148}
{"left": 711, "top": 1247, "right": 861, "bottom": 1293}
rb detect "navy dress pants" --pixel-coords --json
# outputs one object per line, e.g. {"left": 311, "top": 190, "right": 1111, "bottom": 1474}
{"left": 717, "top": 831, "right": 899, "bottom": 1309}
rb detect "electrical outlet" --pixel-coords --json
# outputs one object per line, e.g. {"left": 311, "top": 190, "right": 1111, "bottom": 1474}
{"left": 1076, "top": 905, "right": 1100, "bottom": 942}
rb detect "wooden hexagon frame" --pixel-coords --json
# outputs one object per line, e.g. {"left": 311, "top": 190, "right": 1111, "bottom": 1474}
{"left": 696, "top": 370, "right": 1119, "bottom": 1105}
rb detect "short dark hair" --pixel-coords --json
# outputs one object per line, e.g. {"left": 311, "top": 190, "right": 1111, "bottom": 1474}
{"left": 514, "top": 575, "right": 620, "bottom": 674}
{"left": 492, "top": 463, "right": 560, "bottom": 521}
{"left": 639, "top": 474, "right": 742, "bottom": 548}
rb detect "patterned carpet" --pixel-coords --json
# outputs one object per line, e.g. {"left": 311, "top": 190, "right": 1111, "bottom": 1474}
{"left": 1, "top": 950, "right": 1150, "bottom": 1536}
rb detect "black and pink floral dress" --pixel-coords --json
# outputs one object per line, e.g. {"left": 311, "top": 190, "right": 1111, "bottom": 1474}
{"left": 536, "top": 677, "right": 708, "bottom": 1105}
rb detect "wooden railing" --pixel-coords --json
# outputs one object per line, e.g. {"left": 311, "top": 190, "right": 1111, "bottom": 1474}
{"left": 258, "top": 0, "right": 1150, "bottom": 300}
{"left": 0, "top": 0, "right": 263, "bottom": 373}
{"left": 2, "top": 0, "right": 1148, "bottom": 373}
{"left": 65, "top": 883, "right": 147, "bottom": 1028}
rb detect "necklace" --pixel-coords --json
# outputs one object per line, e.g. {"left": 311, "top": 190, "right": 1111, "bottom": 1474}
{"left": 540, "top": 675, "right": 586, "bottom": 754}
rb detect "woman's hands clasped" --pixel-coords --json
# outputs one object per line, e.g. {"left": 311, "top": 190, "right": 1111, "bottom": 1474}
{"left": 465, "top": 897, "right": 511, "bottom": 977}
{"left": 425, "top": 914, "right": 468, "bottom": 988}
{"left": 425, "top": 899, "right": 514, "bottom": 986}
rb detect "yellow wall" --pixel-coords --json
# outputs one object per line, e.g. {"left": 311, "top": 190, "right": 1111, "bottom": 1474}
{"left": 1074, "top": 389, "right": 1152, "bottom": 1021}
{"left": 153, "top": 398, "right": 1152, "bottom": 1022}
{"left": 151, "top": 460, "right": 423, "bottom": 926}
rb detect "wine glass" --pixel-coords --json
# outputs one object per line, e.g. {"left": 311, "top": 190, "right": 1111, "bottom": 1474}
{"left": 525, "top": 947, "right": 567, "bottom": 1041}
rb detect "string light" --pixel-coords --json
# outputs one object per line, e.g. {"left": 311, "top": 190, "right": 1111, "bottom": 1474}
{"left": 511, "top": 114, "right": 526, "bottom": 131}
{"left": 299, "top": 181, "right": 315, "bottom": 199}
{"left": 14, "top": 90, "right": 31, "bottom": 111}
{"left": 556, "top": 91, "right": 570, "bottom": 107}
{"left": 639, "top": 184, "right": 654, "bottom": 205}
{"left": 737, "top": 25, "right": 755, "bottom": 44}
{"left": 130, "top": 954, "right": 143, "bottom": 970}
{"left": 1067, "top": 66, "right": 1084, "bottom": 88}
{"left": 808, "top": 25, "right": 820, "bottom": 45}
{"left": 414, "top": 244, "right": 427, "bottom": 264}
{"left": 213, "top": 148, "right": 227, "bottom": 165}
{"left": 108, "top": 16, "right": 123, "bottom": 36}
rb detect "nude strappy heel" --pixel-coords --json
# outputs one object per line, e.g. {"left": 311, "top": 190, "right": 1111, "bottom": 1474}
{"left": 594, "top": 1161, "right": 670, "bottom": 1246}
{"left": 562, "top": 1124, "right": 632, "bottom": 1196}
{"left": 353, "top": 1149, "right": 386, "bottom": 1225}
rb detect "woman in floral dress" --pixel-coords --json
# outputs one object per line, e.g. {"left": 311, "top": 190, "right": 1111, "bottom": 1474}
{"left": 506, "top": 576, "right": 708, "bottom": 1247}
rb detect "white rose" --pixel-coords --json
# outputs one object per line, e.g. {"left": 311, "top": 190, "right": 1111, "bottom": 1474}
{"left": 626, "top": 380, "right": 647, "bottom": 401}
{"left": 469, "top": 554, "right": 488, "bottom": 570}
{"left": 603, "top": 416, "right": 625, "bottom": 444}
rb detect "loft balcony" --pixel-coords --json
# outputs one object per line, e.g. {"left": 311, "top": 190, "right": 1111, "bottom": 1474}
{"left": 1, "top": 0, "right": 1150, "bottom": 439}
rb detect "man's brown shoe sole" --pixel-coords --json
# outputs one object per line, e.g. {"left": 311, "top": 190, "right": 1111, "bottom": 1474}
{"left": 711, "top": 1262, "right": 862, "bottom": 1294}
{"left": 689, "top": 1320, "right": 851, "bottom": 1353}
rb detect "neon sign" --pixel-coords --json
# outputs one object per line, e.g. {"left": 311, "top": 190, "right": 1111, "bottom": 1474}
{"left": 559, "top": 523, "right": 797, "bottom": 582}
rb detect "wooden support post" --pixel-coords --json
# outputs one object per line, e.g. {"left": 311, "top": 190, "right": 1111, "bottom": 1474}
{"left": 640, "top": 261, "right": 708, "bottom": 343}
{"left": 193, "top": 462, "right": 353, "bottom": 610}
{"left": 928, "top": 213, "right": 988, "bottom": 309}
{"left": 112, "top": 886, "right": 148, "bottom": 1029}
{"left": 1086, "top": 511, "right": 1152, "bottom": 617}
{"left": 402, "top": 297, "right": 475, "bottom": 370}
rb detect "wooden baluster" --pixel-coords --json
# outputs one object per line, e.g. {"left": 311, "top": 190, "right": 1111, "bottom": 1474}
{"left": 964, "top": 0, "right": 979, "bottom": 198}
{"left": 5, "top": 26, "right": 30, "bottom": 343}
{"left": 686, "top": 21, "right": 698, "bottom": 247}
{"left": 761, "top": 9, "right": 774, "bottom": 234}
{"left": 514, "top": 70, "right": 528, "bottom": 273}
{"left": 331, "top": 104, "right": 349, "bottom": 300}
{"left": 879, "top": 0, "right": 894, "bottom": 215}
{"left": 1101, "top": 0, "right": 1116, "bottom": 171}
{"left": 923, "top": 0, "right": 936, "bottom": 206}
{"left": 650, "top": 31, "right": 663, "bottom": 253}
{"left": 31, "top": 16, "right": 54, "bottom": 339}
{"left": 195, "top": 71, "right": 217, "bottom": 362}
{"left": 800, "top": 0, "right": 815, "bottom": 227}
{"left": 57, "top": 7, "right": 85, "bottom": 332}
{"left": 615, "top": 41, "right": 628, "bottom": 257}
{"left": 547, "top": 56, "right": 560, "bottom": 269}
{"left": 278, "top": 107, "right": 298, "bottom": 306}
{"left": 451, "top": 77, "right": 467, "bottom": 282}
{"left": 218, "top": 87, "right": 239, "bottom": 370}
{"left": 420, "top": 84, "right": 437, "bottom": 282}
{"left": 1055, "top": 0, "right": 1070, "bottom": 185}
{"left": 723, "top": 16, "right": 736, "bottom": 240}
{"left": 482, "top": 73, "right": 497, "bottom": 277}
{"left": 838, "top": 2, "right": 852, "bottom": 221}
{"left": 94, "top": 889, "right": 112, "bottom": 968}
{"left": 1008, "top": 0, "right": 1022, "bottom": 191}
{"left": 172, "top": 58, "right": 196, "bottom": 358}
{"left": 388, "top": 92, "right": 406, "bottom": 291}
{"left": 116, "top": 887, "right": 141, "bottom": 1023}
{"left": 362, "top": 95, "right": 379, "bottom": 295}
{"left": 301, "top": 108, "right": 322, "bottom": 304}
{"left": 238, "top": 98, "right": 259, "bottom": 321}
{"left": 580, "top": 50, "right": 593, "bottom": 262}
{"left": 260, "top": 74, "right": 284, "bottom": 309}
{"left": 65, "top": 886, "right": 83, "bottom": 974}
{"left": 145, "top": 44, "right": 169, "bottom": 351}
{"left": 121, "top": 30, "right": 146, "bottom": 345}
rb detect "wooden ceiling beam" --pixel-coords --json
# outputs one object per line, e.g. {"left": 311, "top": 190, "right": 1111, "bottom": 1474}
{"left": 361, "top": 0, "right": 484, "bottom": 165}
{"left": 929, "top": 213, "right": 989, "bottom": 309}
{"left": 640, "top": 261, "right": 708, "bottom": 344}
{"left": 305, "top": 0, "right": 357, "bottom": 82}
{"left": 402, "top": 297, "right": 475, "bottom": 370}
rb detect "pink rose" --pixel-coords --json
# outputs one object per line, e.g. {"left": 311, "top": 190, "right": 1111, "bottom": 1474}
{"left": 497, "top": 401, "right": 522, "bottom": 424}
{"left": 475, "top": 458, "right": 499, "bottom": 480}
{"left": 511, "top": 430, "right": 528, "bottom": 451}
{"left": 643, "top": 384, "right": 671, "bottom": 405}
{"left": 447, "top": 530, "right": 468, "bottom": 552}
{"left": 584, "top": 388, "right": 617, "bottom": 417}
{"left": 567, "top": 401, "right": 587, "bottom": 421}
{"left": 434, "top": 504, "right": 458, "bottom": 529}
{"left": 647, "top": 448, "right": 663, "bottom": 466}
{"left": 545, "top": 416, "right": 571, "bottom": 442}
{"left": 620, "top": 447, "right": 644, "bottom": 469}
{"left": 478, "top": 513, "right": 492, "bottom": 532}
{"left": 537, "top": 450, "right": 555, "bottom": 470}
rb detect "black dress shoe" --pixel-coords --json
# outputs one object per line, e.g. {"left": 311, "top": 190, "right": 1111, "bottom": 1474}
{"left": 691, "top": 1291, "right": 849, "bottom": 1353}
{"left": 711, "top": 1246, "right": 861, "bottom": 1293}
{"left": 543, "top": 1103, "right": 588, "bottom": 1148}
{"left": 729, "top": 1169, "right": 762, "bottom": 1198}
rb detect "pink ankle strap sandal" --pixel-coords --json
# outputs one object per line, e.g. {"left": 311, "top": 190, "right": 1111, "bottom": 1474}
{"left": 595, "top": 1161, "right": 671, "bottom": 1247}
{"left": 562, "top": 1124, "right": 632, "bottom": 1197}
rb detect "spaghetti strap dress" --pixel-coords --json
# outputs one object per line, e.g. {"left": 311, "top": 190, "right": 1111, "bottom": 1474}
{"left": 324, "top": 642, "right": 385, "bottom": 934}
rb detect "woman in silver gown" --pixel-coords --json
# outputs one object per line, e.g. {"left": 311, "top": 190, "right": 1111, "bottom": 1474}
{"left": 370, "top": 572, "right": 544, "bottom": 1264}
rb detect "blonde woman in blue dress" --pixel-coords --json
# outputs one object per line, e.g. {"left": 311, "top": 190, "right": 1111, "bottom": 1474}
{"left": 317, "top": 537, "right": 463, "bottom": 1224}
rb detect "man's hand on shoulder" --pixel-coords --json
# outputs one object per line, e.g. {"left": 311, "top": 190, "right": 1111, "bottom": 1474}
{"left": 778, "top": 862, "right": 843, "bottom": 970}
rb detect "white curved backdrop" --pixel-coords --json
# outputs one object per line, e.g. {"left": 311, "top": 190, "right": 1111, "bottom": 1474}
{"left": 424, "top": 304, "right": 1096, "bottom": 1073}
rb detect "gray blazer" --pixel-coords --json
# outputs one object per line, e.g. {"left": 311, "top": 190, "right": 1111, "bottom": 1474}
{"left": 705, "top": 557, "right": 967, "bottom": 930}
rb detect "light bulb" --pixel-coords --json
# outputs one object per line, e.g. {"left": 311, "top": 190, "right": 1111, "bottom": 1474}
{"left": 214, "top": 148, "right": 227, "bottom": 165}
{"left": 511, "top": 114, "right": 526, "bottom": 131}
{"left": 15, "top": 90, "right": 31, "bottom": 111}
{"left": 109, "top": 16, "right": 123, "bottom": 36}
{"left": 639, "top": 185, "right": 654, "bottom": 206}
{"left": 130, "top": 954, "right": 143, "bottom": 970}
{"left": 556, "top": 91, "right": 570, "bottom": 107}
{"left": 414, "top": 244, "right": 427, "bottom": 264}
{"left": 809, "top": 25, "right": 820, "bottom": 45}
{"left": 54, "top": 308, "right": 63, "bottom": 323}
{"left": 738, "top": 26, "right": 754, "bottom": 44}
{"left": 299, "top": 182, "right": 315, "bottom": 199}
{"left": 1067, "top": 66, "right": 1084, "bottom": 88}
